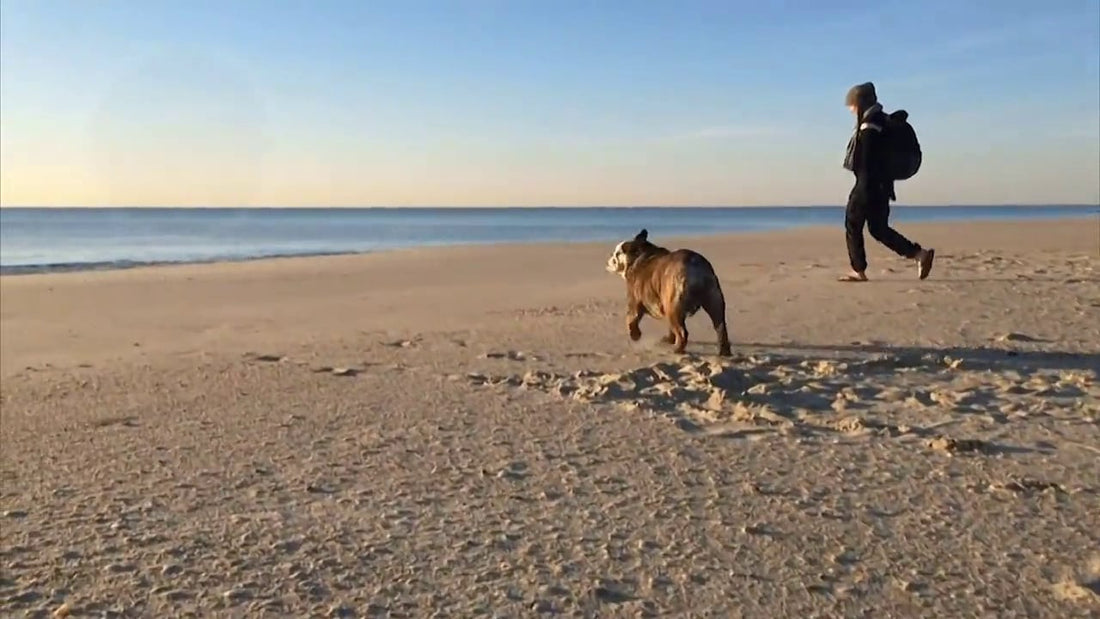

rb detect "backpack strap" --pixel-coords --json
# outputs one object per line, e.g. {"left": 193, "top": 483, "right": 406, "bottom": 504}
{"left": 859, "top": 121, "right": 883, "bottom": 132}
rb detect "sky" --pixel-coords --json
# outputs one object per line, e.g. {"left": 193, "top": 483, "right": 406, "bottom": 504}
{"left": 1, "top": 0, "right": 1098, "bottom": 207}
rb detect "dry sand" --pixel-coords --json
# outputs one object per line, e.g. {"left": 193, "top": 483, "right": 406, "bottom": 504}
{"left": 1, "top": 218, "right": 1099, "bottom": 617}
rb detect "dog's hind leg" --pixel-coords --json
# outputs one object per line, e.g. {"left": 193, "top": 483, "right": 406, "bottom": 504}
{"left": 660, "top": 329, "right": 676, "bottom": 345}
{"left": 627, "top": 300, "right": 645, "bottom": 342}
{"left": 703, "top": 286, "right": 732, "bottom": 357}
{"left": 667, "top": 304, "right": 689, "bottom": 354}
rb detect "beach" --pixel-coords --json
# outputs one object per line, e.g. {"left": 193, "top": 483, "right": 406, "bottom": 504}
{"left": 1, "top": 218, "right": 1098, "bottom": 616}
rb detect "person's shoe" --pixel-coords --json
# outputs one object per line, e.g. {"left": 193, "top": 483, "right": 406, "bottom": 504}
{"left": 917, "top": 248, "right": 935, "bottom": 280}
{"left": 838, "top": 271, "right": 868, "bottom": 282}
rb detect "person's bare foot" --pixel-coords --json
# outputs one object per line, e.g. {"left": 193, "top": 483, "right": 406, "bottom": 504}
{"left": 917, "top": 248, "right": 935, "bottom": 280}
{"left": 838, "top": 271, "right": 868, "bottom": 282}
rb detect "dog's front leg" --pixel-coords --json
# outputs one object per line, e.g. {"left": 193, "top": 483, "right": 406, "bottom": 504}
{"left": 626, "top": 299, "right": 644, "bottom": 341}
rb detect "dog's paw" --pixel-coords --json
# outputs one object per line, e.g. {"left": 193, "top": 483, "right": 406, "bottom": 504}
{"left": 628, "top": 326, "right": 642, "bottom": 341}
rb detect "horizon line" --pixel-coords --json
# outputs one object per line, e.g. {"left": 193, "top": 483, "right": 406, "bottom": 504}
{"left": 2, "top": 203, "right": 1098, "bottom": 210}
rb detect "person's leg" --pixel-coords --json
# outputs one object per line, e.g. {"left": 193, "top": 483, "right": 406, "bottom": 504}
{"left": 866, "top": 202, "right": 920, "bottom": 258}
{"left": 843, "top": 197, "right": 869, "bottom": 280}
{"left": 866, "top": 202, "right": 936, "bottom": 279}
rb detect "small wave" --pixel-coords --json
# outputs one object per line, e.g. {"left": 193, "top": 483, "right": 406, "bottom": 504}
{"left": 0, "top": 249, "right": 371, "bottom": 276}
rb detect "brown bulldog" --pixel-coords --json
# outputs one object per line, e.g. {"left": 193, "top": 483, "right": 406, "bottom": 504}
{"left": 605, "top": 229, "right": 732, "bottom": 356}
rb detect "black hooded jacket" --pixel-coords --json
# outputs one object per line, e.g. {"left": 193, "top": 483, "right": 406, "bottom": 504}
{"left": 843, "top": 103, "right": 896, "bottom": 204}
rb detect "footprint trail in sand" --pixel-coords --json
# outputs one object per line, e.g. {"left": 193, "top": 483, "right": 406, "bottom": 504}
{"left": 465, "top": 350, "right": 1099, "bottom": 450}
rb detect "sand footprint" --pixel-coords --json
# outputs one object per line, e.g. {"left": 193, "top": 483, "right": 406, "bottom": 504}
{"left": 480, "top": 350, "right": 543, "bottom": 362}
{"left": 382, "top": 336, "right": 421, "bottom": 348}
{"left": 703, "top": 423, "right": 775, "bottom": 441}
{"left": 244, "top": 352, "right": 286, "bottom": 363}
{"left": 310, "top": 366, "right": 360, "bottom": 377}
{"left": 995, "top": 332, "right": 1046, "bottom": 343}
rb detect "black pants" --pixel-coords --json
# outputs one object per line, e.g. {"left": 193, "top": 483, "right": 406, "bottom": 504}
{"left": 845, "top": 190, "right": 921, "bottom": 273}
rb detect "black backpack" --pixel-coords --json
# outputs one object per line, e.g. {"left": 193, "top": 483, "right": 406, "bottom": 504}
{"left": 883, "top": 110, "right": 922, "bottom": 181}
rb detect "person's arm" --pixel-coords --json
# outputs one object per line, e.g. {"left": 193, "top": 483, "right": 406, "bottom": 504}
{"left": 853, "top": 120, "right": 889, "bottom": 200}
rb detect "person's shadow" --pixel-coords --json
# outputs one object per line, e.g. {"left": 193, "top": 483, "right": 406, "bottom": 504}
{"left": 718, "top": 340, "right": 1100, "bottom": 374}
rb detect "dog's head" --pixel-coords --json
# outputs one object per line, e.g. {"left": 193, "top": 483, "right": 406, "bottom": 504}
{"left": 605, "top": 229, "right": 659, "bottom": 279}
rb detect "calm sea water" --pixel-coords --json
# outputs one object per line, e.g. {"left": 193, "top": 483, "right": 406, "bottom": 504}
{"left": 1, "top": 206, "right": 1096, "bottom": 274}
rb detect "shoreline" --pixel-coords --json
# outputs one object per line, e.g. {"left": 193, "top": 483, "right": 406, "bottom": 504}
{"left": 2, "top": 213, "right": 1096, "bottom": 277}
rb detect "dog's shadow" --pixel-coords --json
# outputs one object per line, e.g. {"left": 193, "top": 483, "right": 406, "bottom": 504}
{"left": 729, "top": 341, "right": 1100, "bottom": 374}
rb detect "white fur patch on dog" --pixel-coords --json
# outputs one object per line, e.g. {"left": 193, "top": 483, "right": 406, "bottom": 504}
{"left": 606, "top": 241, "right": 628, "bottom": 278}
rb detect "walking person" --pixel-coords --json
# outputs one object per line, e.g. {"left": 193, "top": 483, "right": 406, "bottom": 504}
{"left": 840, "top": 81, "right": 935, "bottom": 282}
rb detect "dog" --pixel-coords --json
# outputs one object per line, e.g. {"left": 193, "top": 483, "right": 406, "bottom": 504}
{"left": 605, "top": 229, "right": 732, "bottom": 356}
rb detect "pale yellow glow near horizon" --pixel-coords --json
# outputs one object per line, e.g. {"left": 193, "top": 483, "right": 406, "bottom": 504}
{"left": 4, "top": 127, "right": 1098, "bottom": 208}
{"left": 4, "top": 138, "right": 1099, "bottom": 207}
{"left": 3, "top": 100, "right": 1098, "bottom": 208}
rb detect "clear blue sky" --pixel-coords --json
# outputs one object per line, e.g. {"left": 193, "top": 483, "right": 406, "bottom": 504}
{"left": 1, "top": 0, "right": 1097, "bottom": 206}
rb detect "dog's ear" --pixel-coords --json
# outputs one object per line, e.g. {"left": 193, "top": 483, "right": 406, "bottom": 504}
{"left": 634, "top": 229, "right": 648, "bottom": 243}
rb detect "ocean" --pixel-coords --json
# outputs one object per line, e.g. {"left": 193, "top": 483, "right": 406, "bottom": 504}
{"left": 1, "top": 206, "right": 1096, "bottom": 274}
